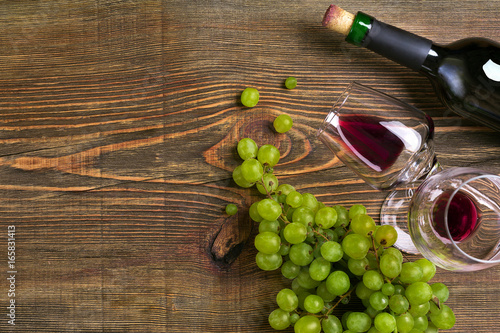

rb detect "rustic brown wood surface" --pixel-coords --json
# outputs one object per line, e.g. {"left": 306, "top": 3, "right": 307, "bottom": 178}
{"left": 1, "top": 0, "right": 499, "bottom": 332}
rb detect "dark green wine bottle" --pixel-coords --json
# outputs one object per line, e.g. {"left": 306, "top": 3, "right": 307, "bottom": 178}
{"left": 323, "top": 5, "right": 500, "bottom": 132}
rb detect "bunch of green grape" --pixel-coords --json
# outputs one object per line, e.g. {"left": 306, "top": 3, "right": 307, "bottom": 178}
{"left": 232, "top": 135, "right": 455, "bottom": 333}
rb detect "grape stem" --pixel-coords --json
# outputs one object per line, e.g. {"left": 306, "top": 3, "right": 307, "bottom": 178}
{"left": 325, "top": 286, "right": 356, "bottom": 317}
{"left": 312, "top": 227, "right": 330, "bottom": 242}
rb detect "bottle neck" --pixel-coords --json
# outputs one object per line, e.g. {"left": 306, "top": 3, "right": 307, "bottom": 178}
{"left": 347, "top": 12, "right": 434, "bottom": 72}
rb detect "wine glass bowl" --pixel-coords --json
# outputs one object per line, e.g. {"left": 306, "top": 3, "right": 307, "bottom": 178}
{"left": 317, "top": 82, "right": 437, "bottom": 190}
{"left": 408, "top": 167, "right": 500, "bottom": 271}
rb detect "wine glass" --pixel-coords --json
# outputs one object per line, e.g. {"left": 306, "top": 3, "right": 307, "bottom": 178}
{"left": 317, "top": 82, "right": 500, "bottom": 271}
{"left": 407, "top": 167, "right": 500, "bottom": 271}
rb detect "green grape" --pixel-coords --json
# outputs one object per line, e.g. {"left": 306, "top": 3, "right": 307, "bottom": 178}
{"left": 285, "top": 76, "right": 297, "bottom": 89}
{"left": 363, "top": 270, "right": 384, "bottom": 291}
{"left": 429, "top": 304, "right": 455, "bottom": 329}
{"left": 279, "top": 243, "right": 290, "bottom": 256}
{"left": 296, "top": 266, "right": 322, "bottom": 289}
{"left": 396, "top": 313, "right": 415, "bottom": 333}
{"left": 289, "top": 243, "right": 314, "bottom": 266}
{"left": 346, "top": 312, "right": 372, "bottom": 332}
{"left": 342, "top": 234, "right": 371, "bottom": 259}
{"left": 415, "top": 258, "right": 436, "bottom": 282}
{"left": 431, "top": 282, "right": 449, "bottom": 303}
{"left": 349, "top": 204, "right": 367, "bottom": 219}
{"left": 399, "top": 262, "right": 424, "bottom": 284}
{"left": 383, "top": 247, "right": 403, "bottom": 263}
{"left": 369, "top": 291, "right": 389, "bottom": 311}
{"left": 322, "top": 315, "right": 343, "bottom": 333}
{"left": 294, "top": 315, "right": 321, "bottom": 333}
{"left": 286, "top": 190, "right": 303, "bottom": 208}
{"left": 290, "top": 313, "right": 300, "bottom": 324}
{"left": 367, "top": 326, "right": 383, "bottom": 333}
{"left": 268, "top": 308, "right": 290, "bottom": 330}
{"left": 333, "top": 205, "right": 349, "bottom": 227}
{"left": 304, "top": 294, "right": 325, "bottom": 314}
{"left": 257, "top": 198, "right": 282, "bottom": 221}
{"left": 379, "top": 253, "right": 402, "bottom": 279}
{"left": 320, "top": 241, "right": 343, "bottom": 262}
{"left": 365, "top": 305, "right": 381, "bottom": 319}
{"left": 241, "top": 87, "right": 259, "bottom": 107}
{"left": 314, "top": 207, "right": 338, "bottom": 229}
{"left": 309, "top": 257, "right": 331, "bottom": 281}
{"left": 405, "top": 282, "right": 433, "bottom": 305}
{"left": 356, "top": 281, "right": 375, "bottom": 300}
{"left": 256, "top": 173, "right": 279, "bottom": 194}
{"left": 316, "top": 282, "right": 335, "bottom": 302}
{"left": 301, "top": 193, "right": 319, "bottom": 213}
{"left": 249, "top": 201, "right": 263, "bottom": 222}
{"left": 326, "top": 270, "right": 350, "bottom": 296}
{"left": 351, "top": 214, "right": 376, "bottom": 237}
{"left": 259, "top": 219, "right": 280, "bottom": 234}
{"left": 276, "top": 288, "right": 299, "bottom": 312}
{"left": 425, "top": 322, "right": 439, "bottom": 333}
{"left": 276, "top": 183, "right": 295, "bottom": 196}
{"left": 241, "top": 158, "right": 264, "bottom": 183}
{"left": 292, "top": 207, "right": 315, "bottom": 226}
{"left": 284, "top": 222, "right": 307, "bottom": 244}
{"left": 281, "top": 260, "right": 300, "bottom": 279}
{"left": 393, "top": 284, "right": 405, "bottom": 296}
{"left": 348, "top": 257, "right": 369, "bottom": 276}
{"left": 374, "top": 312, "right": 397, "bottom": 333}
{"left": 374, "top": 225, "right": 398, "bottom": 247}
{"left": 413, "top": 315, "right": 429, "bottom": 331}
{"left": 254, "top": 231, "right": 281, "bottom": 254}
{"left": 381, "top": 283, "right": 395, "bottom": 296}
{"left": 232, "top": 165, "right": 254, "bottom": 188}
{"left": 237, "top": 138, "right": 258, "bottom": 160}
{"left": 256, "top": 251, "right": 282, "bottom": 271}
{"left": 274, "top": 114, "right": 293, "bottom": 133}
{"left": 257, "top": 144, "right": 280, "bottom": 167}
{"left": 408, "top": 301, "right": 430, "bottom": 317}
{"left": 297, "top": 290, "right": 311, "bottom": 310}
{"left": 225, "top": 204, "right": 238, "bottom": 216}
{"left": 341, "top": 311, "right": 353, "bottom": 329}
{"left": 389, "top": 294, "right": 410, "bottom": 314}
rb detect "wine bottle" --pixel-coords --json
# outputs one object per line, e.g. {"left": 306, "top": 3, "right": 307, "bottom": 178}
{"left": 322, "top": 5, "right": 500, "bottom": 132}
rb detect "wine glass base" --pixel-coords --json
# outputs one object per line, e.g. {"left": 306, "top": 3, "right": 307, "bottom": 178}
{"left": 380, "top": 185, "right": 420, "bottom": 255}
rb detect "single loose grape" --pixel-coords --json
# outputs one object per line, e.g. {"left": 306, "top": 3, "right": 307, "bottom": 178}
{"left": 240, "top": 87, "right": 259, "bottom": 107}
{"left": 268, "top": 308, "right": 290, "bottom": 330}
{"left": 285, "top": 76, "right": 297, "bottom": 89}
{"left": 237, "top": 138, "right": 258, "bottom": 160}
{"left": 257, "top": 144, "right": 280, "bottom": 167}
{"left": 225, "top": 204, "right": 238, "bottom": 216}
{"left": 274, "top": 114, "right": 293, "bottom": 133}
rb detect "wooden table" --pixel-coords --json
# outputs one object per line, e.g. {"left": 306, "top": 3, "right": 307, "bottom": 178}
{"left": 1, "top": 0, "right": 499, "bottom": 332}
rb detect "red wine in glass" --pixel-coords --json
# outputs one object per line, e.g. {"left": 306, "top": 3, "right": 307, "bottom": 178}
{"left": 432, "top": 191, "right": 479, "bottom": 242}
{"left": 338, "top": 114, "right": 406, "bottom": 172}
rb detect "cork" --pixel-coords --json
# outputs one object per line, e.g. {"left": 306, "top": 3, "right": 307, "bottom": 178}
{"left": 322, "top": 5, "right": 355, "bottom": 36}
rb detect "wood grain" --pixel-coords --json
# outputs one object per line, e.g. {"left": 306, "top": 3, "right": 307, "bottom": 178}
{"left": 0, "top": 0, "right": 499, "bottom": 332}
